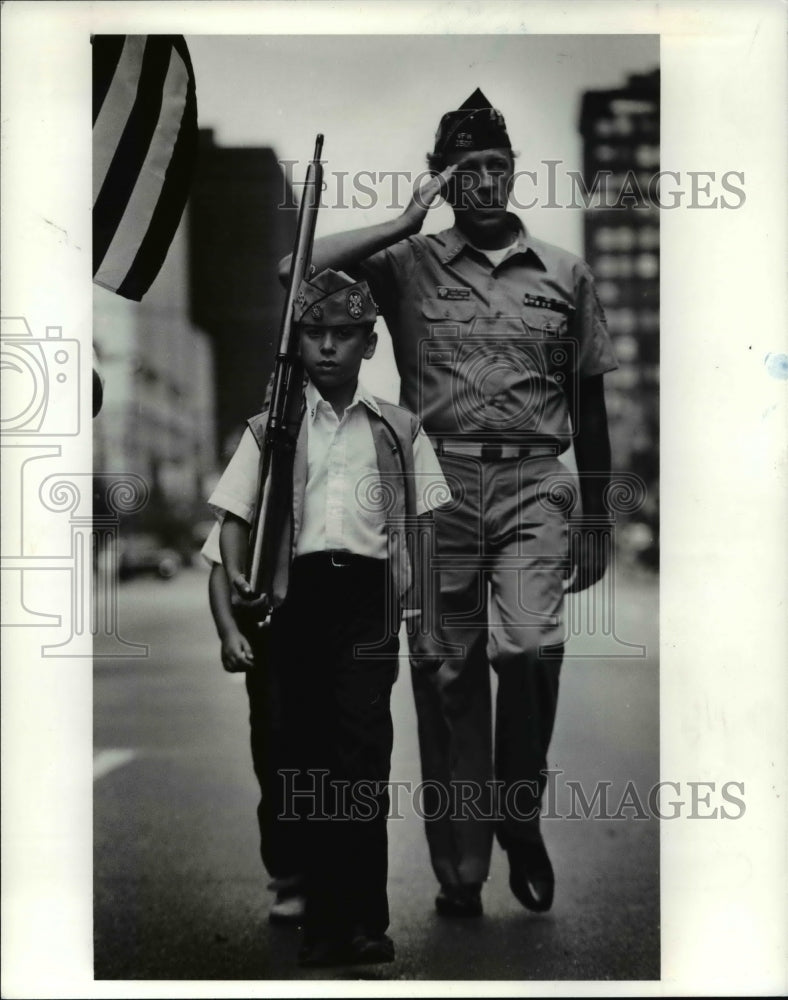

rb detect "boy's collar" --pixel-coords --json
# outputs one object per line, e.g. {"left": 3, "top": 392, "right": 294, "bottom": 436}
{"left": 305, "top": 378, "right": 381, "bottom": 419}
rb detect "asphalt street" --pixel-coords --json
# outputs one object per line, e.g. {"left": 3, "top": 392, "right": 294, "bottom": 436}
{"left": 94, "top": 562, "right": 659, "bottom": 983}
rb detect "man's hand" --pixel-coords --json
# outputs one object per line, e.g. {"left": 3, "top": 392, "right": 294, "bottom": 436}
{"left": 230, "top": 573, "right": 270, "bottom": 627}
{"left": 220, "top": 629, "right": 254, "bottom": 673}
{"left": 401, "top": 165, "right": 457, "bottom": 233}
{"left": 564, "top": 521, "right": 612, "bottom": 593}
{"left": 566, "top": 374, "right": 613, "bottom": 594}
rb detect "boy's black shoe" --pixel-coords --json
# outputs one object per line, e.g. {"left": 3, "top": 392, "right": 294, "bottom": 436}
{"left": 507, "top": 837, "right": 555, "bottom": 912}
{"left": 435, "top": 884, "right": 483, "bottom": 918}
{"left": 297, "top": 934, "right": 395, "bottom": 968}
{"left": 348, "top": 932, "right": 395, "bottom": 965}
{"left": 267, "top": 876, "right": 306, "bottom": 925}
{"left": 268, "top": 890, "right": 306, "bottom": 925}
{"left": 297, "top": 939, "right": 352, "bottom": 968}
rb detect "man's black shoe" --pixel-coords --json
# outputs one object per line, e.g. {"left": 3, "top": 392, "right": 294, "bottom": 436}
{"left": 507, "top": 838, "right": 555, "bottom": 912}
{"left": 298, "top": 933, "right": 395, "bottom": 968}
{"left": 435, "top": 884, "right": 483, "bottom": 918}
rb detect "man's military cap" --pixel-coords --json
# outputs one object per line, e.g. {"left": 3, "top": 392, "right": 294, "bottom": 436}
{"left": 433, "top": 87, "right": 512, "bottom": 156}
{"left": 293, "top": 268, "right": 377, "bottom": 326}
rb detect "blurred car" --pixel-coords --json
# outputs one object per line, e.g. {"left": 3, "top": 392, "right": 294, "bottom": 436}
{"left": 117, "top": 532, "right": 183, "bottom": 581}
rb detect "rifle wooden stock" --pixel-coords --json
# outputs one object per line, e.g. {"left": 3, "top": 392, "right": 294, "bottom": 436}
{"left": 247, "top": 134, "right": 324, "bottom": 598}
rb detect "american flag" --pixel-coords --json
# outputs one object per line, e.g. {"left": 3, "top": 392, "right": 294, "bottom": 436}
{"left": 92, "top": 35, "right": 198, "bottom": 302}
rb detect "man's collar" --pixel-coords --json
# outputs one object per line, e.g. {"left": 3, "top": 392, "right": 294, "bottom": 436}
{"left": 305, "top": 378, "right": 381, "bottom": 419}
{"left": 439, "top": 213, "right": 547, "bottom": 269}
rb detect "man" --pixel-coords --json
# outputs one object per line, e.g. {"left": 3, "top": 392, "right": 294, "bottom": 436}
{"left": 280, "top": 90, "right": 617, "bottom": 918}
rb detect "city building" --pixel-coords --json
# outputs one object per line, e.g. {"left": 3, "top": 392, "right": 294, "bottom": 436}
{"left": 579, "top": 69, "right": 660, "bottom": 568}
{"left": 93, "top": 218, "right": 216, "bottom": 539}
{"left": 188, "top": 129, "right": 297, "bottom": 458}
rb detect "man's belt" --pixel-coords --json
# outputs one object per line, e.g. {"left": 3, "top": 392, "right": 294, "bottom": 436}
{"left": 431, "top": 438, "right": 555, "bottom": 460}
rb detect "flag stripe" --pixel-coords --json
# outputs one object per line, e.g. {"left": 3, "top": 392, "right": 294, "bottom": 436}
{"left": 92, "top": 34, "right": 198, "bottom": 301}
{"left": 117, "top": 37, "right": 198, "bottom": 300}
{"left": 91, "top": 35, "right": 126, "bottom": 124}
{"left": 92, "top": 36, "right": 146, "bottom": 208}
{"left": 92, "top": 37, "right": 171, "bottom": 274}
{"left": 96, "top": 49, "right": 189, "bottom": 294}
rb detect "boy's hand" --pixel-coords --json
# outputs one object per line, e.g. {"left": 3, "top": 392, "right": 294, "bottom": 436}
{"left": 221, "top": 630, "right": 254, "bottom": 672}
{"left": 402, "top": 165, "right": 457, "bottom": 233}
{"left": 230, "top": 573, "right": 270, "bottom": 624}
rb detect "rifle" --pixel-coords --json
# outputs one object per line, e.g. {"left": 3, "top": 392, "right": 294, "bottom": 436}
{"left": 246, "top": 134, "right": 324, "bottom": 605}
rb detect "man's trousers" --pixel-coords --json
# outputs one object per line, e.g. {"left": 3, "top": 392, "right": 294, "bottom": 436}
{"left": 410, "top": 452, "right": 567, "bottom": 890}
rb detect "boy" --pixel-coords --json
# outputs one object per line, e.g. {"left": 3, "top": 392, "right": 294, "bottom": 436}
{"left": 208, "top": 268, "right": 448, "bottom": 967}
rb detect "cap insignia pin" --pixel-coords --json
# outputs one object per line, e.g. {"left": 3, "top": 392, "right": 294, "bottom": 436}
{"left": 346, "top": 290, "right": 364, "bottom": 319}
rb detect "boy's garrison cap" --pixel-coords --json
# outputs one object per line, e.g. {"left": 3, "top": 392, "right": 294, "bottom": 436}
{"left": 433, "top": 87, "right": 512, "bottom": 156}
{"left": 293, "top": 268, "right": 377, "bottom": 326}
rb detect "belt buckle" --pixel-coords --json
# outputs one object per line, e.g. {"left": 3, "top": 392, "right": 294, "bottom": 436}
{"left": 330, "top": 550, "right": 350, "bottom": 568}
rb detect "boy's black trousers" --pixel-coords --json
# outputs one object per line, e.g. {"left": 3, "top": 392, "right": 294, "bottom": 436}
{"left": 248, "top": 552, "right": 399, "bottom": 944}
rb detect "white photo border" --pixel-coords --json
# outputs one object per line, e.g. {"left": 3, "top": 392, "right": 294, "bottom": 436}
{"left": 1, "top": 1, "right": 786, "bottom": 997}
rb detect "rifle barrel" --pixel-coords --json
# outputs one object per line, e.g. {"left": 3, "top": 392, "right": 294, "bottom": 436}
{"left": 247, "top": 134, "right": 324, "bottom": 598}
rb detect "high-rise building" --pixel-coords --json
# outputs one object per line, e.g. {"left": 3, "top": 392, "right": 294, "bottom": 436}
{"left": 188, "top": 129, "right": 298, "bottom": 457}
{"left": 93, "top": 217, "right": 216, "bottom": 532}
{"left": 579, "top": 69, "right": 660, "bottom": 568}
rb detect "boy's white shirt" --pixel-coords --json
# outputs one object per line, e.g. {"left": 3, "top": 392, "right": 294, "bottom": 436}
{"left": 204, "top": 379, "right": 449, "bottom": 564}
{"left": 201, "top": 520, "right": 222, "bottom": 565}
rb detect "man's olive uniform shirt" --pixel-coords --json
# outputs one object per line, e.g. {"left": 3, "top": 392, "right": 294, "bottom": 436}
{"left": 355, "top": 214, "right": 618, "bottom": 450}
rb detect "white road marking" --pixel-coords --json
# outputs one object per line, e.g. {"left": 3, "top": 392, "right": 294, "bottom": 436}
{"left": 93, "top": 749, "right": 137, "bottom": 781}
